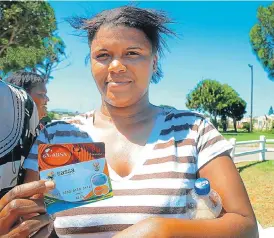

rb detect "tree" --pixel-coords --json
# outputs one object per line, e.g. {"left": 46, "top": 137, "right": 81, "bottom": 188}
{"left": 220, "top": 114, "right": 228, "bottom": 133}
{"left": 268, "top": 106, "right": 274, "bottom": 115}
{"left": 219, "top": 84, "right": 247, "bottom": 132}
{"left": 0, "top": 1, "right": 57, "bottom": 75}
{"left": 186, "top": 80, "right": 246, "bottom": 131}
{"left": 186, "top": 79, "right": 227, "bottom": 128}
{"left": 249, "top": 2, "right": 274, "bottom": 80}
{"left": 228, "top": 99, "right": 246, "bottom": 132}
{"left": 221, "top": 96, "right": 246, "bottom": 132}
{"left": 27, "top": 35, "right": 68, "bottom": 80}
{"left": 47, "top": 111, "right": 55, "bottom": 120}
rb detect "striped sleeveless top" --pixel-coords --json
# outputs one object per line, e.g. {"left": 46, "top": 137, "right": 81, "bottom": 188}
{"left": 24, "top": 108, "right": 232, "bottom": 237}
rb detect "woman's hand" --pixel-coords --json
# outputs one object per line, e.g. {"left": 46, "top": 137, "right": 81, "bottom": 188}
{"left": 0, "top": 180, "right": 55, "bottom": 238}
{"left": 113, "top": 217, "right": 169, "bottom": 238}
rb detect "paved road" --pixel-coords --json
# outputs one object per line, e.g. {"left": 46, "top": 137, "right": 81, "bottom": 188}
{"left": 233, "top": 146, "right": 274, "bottom": 163}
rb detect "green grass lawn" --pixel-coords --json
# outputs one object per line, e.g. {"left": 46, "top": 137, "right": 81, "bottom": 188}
{"left": 222, "top": 131, "right": 274, "bottom": 142}
{"left": 236, "top": 160, "right": 274, "bottom": 228}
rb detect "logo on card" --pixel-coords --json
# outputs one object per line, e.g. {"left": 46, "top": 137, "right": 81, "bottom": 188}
{"left": 47, "top": 171, "right": 55, "bottom": 180}
{"left": 41, "top": 145, "right": 72, "bottom": 166}
{"left": 93, "top": 162, "right": 100, "bottom": 171}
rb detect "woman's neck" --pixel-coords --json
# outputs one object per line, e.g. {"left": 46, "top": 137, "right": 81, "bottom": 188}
{"left": 99, "top": 95, "right": 159, "bottom": 126}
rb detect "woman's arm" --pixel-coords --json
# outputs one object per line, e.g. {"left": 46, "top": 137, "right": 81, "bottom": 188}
{"left": 114, "top": 154, "right": 258, "bottom": 238}
{"left": 162, "top": 154, "right": 258, "bottom": 238}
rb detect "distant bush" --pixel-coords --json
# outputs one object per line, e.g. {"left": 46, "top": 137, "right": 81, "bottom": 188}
{"left": 242, "top": 122, "right": 251, "bottom": 132}
{"left": 47, "top": 111, "right": 55, "bottom": 120}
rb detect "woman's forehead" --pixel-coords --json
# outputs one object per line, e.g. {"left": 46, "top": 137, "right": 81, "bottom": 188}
{"left": 31, "top": 83, "right": 47, "bottom": 92}
{"left": 91, "top": 25, "right": 152, "bottom": 50}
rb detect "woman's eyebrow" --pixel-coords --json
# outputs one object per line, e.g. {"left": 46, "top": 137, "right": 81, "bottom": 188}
{"left": 95, "top": 48, "right": 108, "bottom": 52}
{"left": 127, "top": 46, "right": 143, "bottom": 50}
{"left": 92, "top": 46, "right": 144, "bottom": 53}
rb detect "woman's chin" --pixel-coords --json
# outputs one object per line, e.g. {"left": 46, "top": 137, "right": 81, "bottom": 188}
{"left": 104, "top": 97, "right": 134, "bottom": 108}
{"left": 39, "top": 111, "right": 47, "bottom": 119}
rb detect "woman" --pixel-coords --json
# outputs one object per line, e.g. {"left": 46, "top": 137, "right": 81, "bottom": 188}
{"left": 5, "top": 71, "right": 50, "bottom": 121}
{"left": 24, "top": 6, "right": 258, "bottom": 238}
{"left": 0, "top": 81, "right": 55, "bottom": 237}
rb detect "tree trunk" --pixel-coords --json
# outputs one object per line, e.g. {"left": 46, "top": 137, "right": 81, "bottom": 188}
{"left": 213, "top": 114, "right": 218, "bottom": 130}
{"left": 0, "top": 27, "right": 16, "bottom": 57}
{"left": 233, "top": 118, "right": 237, "bottom": 132}
{"left": 221, "top": 115, "right": 227, "bottom": 132}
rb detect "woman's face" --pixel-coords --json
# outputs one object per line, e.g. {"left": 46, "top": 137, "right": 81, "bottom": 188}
{"left": 90, "top": 25, "right": 157, "bottom": 108}
{"left": 29, "top": 83, "right": 49, "bottom": 119}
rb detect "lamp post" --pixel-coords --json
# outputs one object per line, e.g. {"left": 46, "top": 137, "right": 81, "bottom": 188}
{"left": 248, "top": 64, "right": 253, "bottom": 132}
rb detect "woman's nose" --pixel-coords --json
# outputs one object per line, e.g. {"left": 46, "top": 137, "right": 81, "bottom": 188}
{"left": 45, "top": 94, "right": 49, "bottom": 102}
{"left": 108, "top": 59, "right": 127, "bottom": 73}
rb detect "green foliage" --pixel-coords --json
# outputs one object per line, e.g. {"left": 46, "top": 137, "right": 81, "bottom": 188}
{"left": 186, "top": 79, "right": 226, "bottom": 128}
{"left": 186, "top": 79, "right": 224, "bottom": 114}
{"left": 41, "top": 115, "right": 51, "bottom": 125}
{"left": 249, "top": 2, "right": 274, "bottom": 80}
{"left": 221, "top": 84, "right": 247, "bottom": 132}
{"left": 226, "top": 97, "right": 246, "bottom": 121}
{"left": 186, "top": 79, "right": 246, "bottom": 131}
{"left": 0, "top": 46, "right": 47, "bottom": 72}
{"left": 0, "top": 1, "right": 62, "bottom": 76}
{"left": 47, "top": 111, "right": 55, "bottom": 120}
{"left": 242, "top": 122, "right": 251, "bottom": 132}
{"left": 222, "top": 131, "right": 274, "bottom": 141}
{"left": 27, "top": 35, "right": 67, "bottom": 80}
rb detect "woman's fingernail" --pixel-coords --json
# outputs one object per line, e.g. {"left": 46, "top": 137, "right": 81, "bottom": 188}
{"left": 45, "top": 180, "right": 55, "bottom": 189}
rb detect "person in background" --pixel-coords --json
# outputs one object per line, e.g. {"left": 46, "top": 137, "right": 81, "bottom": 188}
{"left": 0, "top": 81, "right": 55, "bottom": 237}
{"left": 23, "top": 6, "right": 258, "bottom": 238}
{"left": 5, "top": 71, "right": 50, "bottom": 128}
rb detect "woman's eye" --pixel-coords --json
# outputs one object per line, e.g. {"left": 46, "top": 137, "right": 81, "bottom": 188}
{"left": 126, "top": 51, "right": 140, "bottom": 56}
{"left": 96, "top": 53, "right": 110, "bottom": 59}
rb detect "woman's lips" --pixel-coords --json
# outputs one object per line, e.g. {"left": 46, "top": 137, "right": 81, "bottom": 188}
{"left": 41, "top": 105, "right": 47, "bottom": 110}
{"left": 106, "top": 81, "right": 132, "bottom": 89}
{"left": 108, "top": 81, "right": 131, "bottom": 85}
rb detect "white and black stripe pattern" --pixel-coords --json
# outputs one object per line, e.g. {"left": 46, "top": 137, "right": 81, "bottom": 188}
{"left": 0, "top": 83, "right": 38, "bottom": 197}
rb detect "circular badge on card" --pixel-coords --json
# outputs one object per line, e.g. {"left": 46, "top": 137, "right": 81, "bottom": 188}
{"left": 41, "top": 145, "right": 72, "bottom": 166}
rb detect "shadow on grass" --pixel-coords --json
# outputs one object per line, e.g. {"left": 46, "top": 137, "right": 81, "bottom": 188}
{"left": 237, "top": 160, "right": 268, "bottom": 173}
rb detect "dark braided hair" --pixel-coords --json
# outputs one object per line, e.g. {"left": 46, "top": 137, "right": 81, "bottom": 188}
{"left": 5, "top": 71, "right": 46, "bottom": 93}
{"left": 69, "top": 6, "right": 176, "bottom": 83}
